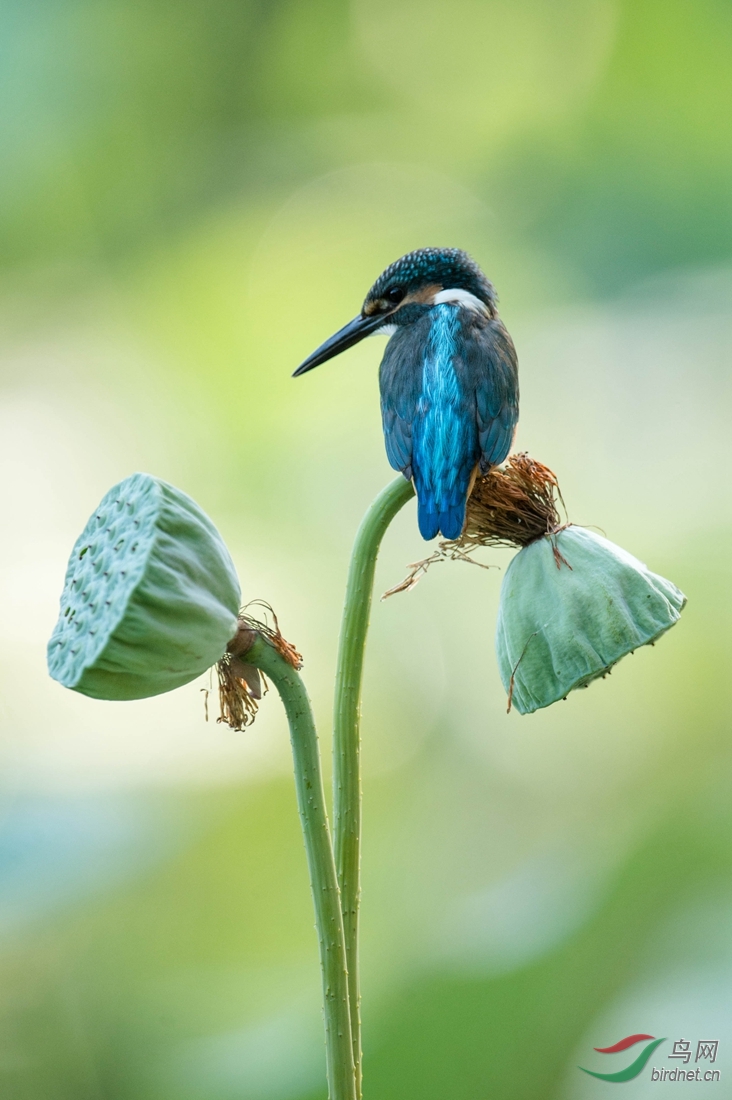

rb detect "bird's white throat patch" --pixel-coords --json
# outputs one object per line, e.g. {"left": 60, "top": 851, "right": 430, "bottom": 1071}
{"left": 432, "top": 287, "right": 487, "bottom": 313}
{"left": 371, "top": 289, "right": 486, "bottom": 339}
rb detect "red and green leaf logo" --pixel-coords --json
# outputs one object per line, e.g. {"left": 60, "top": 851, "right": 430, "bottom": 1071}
{"left": 579, "top": 1034, "right": 666, "bottom": 1082}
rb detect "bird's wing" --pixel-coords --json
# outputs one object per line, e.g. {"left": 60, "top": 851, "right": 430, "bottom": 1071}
{"left": 378, "top": 322, "right": 428, "bottom": 478}
{"left": 465, "top": 318, "right": 519, "bottom": 469}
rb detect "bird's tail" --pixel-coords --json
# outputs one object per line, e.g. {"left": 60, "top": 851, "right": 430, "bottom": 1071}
{"left": 417, "top": 497, "right": 466, "bottom": 541}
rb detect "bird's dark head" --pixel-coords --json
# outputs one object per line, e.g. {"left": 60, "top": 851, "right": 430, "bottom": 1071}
{"left": 363, "top": 247, "right": 496, "bottom": 321}
{"left": 293, "top": 248, "right": 496, "bottom": 377}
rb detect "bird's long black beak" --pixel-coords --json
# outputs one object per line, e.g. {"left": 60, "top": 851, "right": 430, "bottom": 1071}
{"left": 293, "top": 313, "right": 386, "bottom": 377}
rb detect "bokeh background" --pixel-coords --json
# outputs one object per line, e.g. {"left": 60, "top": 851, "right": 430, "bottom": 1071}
{"left": 1, "top": 1, "right": 731, "bottom": 1097}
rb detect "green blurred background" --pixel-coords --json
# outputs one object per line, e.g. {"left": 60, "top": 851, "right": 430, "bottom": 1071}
{"left": 1, "top": 1, "right": 731, "bottom": 1096}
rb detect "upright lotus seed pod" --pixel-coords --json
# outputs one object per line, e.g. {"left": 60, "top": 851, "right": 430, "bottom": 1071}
{"left": 495, "top": 526, "right": 686, "bottom": 714}
{"left": 48, "top": 475, "right": 357, "bottom": 1099}
{"left": 47, "top": 473, "right": 241, "bottom": 701}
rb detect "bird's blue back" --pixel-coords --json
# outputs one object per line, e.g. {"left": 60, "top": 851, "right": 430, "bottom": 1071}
{"left": 380, "top": 302, "right": 518, "bottom": 540}
{"left": 412, "top": 305, "right": 474, "bottom": 539}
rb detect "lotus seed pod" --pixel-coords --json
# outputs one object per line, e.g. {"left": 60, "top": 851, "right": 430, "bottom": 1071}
{"left": 47, "top": 473, "right": 241, "bottom": 701}
{"left": 495, "top": 526, "right": 686, "bottom": 715}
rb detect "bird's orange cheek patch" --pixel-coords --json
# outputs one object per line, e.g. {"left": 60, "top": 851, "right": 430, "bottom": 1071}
{"left": 404, "top": 283, "right": 442, "bottom": 306}
{"left": 364, "top": 283, "right": 443, "bottom": 316}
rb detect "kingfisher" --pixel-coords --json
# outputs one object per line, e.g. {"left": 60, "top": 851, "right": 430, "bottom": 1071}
{"left": 294, "top": 247, "right": 519, "bottom": 541}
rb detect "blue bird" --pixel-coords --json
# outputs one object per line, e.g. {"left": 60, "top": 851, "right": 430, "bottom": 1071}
{"left": 294, "top": 248, "right": 519, "bottom": 541}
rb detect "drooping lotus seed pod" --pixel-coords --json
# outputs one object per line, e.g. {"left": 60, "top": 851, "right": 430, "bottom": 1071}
{"left": 385, "top": 453, "right": 687, "bottom": 715}
{"left": 47, "top": 473, "right": 241, "bottom": 701}
{"left": 495, "top": 526, "right": 686, "bottom": 715}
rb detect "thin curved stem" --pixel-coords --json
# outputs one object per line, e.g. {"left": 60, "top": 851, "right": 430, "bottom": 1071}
{"left": 332, "top": 475, "right": 415, "bottom": 1094}
{"left": 244, "top": 634, "right": 356, "bottom": 1100}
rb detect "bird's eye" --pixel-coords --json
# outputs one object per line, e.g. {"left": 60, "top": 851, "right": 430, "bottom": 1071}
{"left": 385, "top": 285, "right": 406, "bottom": 305}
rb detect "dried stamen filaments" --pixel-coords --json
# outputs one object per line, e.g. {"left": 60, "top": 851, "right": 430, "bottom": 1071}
{"left": 214, "top": 602, "right": 303, "bottom": 731}
{"left": 385, "top": 453, "right": 566, "bottom": 597}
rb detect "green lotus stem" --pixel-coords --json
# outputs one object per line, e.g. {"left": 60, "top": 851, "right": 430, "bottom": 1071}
{"left": 333, "top": 475, "right": 415, "bottom": 1093}
{"left": 244, "top": 634, "right": 356, "bottom": 1100}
